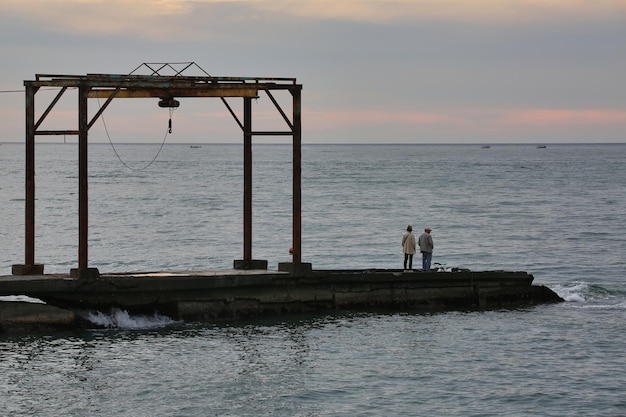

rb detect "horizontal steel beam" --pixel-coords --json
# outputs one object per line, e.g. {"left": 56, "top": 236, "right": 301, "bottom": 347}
{"left": 251, "top": 131, "right": 294, "bottom": 136}
{"left": 35, "top": 130, "right": 80, "bottom": 136}
{"left": 35, "top": 73, "right": 298, "bottom": 84}
{"left": 87, "top": 88, "right": 259, "bottom": 99}
{"left": 27, "top": 74, "right": 302, "bottom": 94}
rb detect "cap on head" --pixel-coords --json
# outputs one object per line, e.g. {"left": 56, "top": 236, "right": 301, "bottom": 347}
{"left": 425, "top": 227, "right": 432, "bottom": 232}
{"left": 407, "top": 225, "right": 412, "bottom": 231}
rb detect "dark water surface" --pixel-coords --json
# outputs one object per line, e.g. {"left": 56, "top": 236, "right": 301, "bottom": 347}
{"left": 1, "top": 143, "right": 625, "bottom": 416}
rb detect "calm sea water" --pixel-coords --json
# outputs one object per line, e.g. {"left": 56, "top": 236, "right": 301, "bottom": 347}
{"left": 1, "top": 142, "right": 625, "bottom": 416}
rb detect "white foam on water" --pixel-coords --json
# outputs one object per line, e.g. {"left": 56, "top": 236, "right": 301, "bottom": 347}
{"left": 82, "top": 307, "right": 177, "bottom": 329}
{"left": 0, "top": 295, "right": 46, "bottom": 303}
{"left": 552, "top": 282, "right": 589, "bottom": 302}
{"left": 551, "top": 281, "right": 625, "bottom": 310}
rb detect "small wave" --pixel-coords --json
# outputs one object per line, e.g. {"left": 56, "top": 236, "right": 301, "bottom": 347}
{"left": 577, "top": 300, "right": 626, "bottom": 310}
{"left": 551, "top": 281, "right": 616, "bottom": 303}
{"left": 81, "top": 307, "right": 178, "bottom": 330}
{"left": 552, "top": 282, "right": 590, "bottom": 302}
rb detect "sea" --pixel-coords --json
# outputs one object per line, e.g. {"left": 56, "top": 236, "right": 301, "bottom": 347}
{"left": 1, "top": 142, "right": 625, "bottom": 416}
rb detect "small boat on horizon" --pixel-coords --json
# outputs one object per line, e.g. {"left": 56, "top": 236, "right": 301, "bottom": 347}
{"left": 536, "top": 145, "right": 547, "bottom": 149}
{"left": 481, "top": 145, "right": 491, "bottom": 149}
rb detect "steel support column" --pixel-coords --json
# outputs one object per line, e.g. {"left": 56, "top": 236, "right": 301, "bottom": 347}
{"left": 292, "top": 89, "right": 302, "bottom": 264}
{"left": 243, "top": 97, "right": 253, "bottom": 261}
{"left": 72, "top": 85, "right": 99, "bottom": 279}
{"left": 78, "top": 86, "right": 89, "bottom": 270}
{"left": 13, "top": 85, "right": 44, "bottom": 275}
{"left": 25, "top": 86, "right": 36, "bottom": 267}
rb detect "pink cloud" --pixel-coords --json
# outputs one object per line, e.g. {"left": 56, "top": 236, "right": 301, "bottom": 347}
{"left": 306, "top": 109, "right": 455, "bottom": 130}
{"left": 299, "top": 106, "right": 626, "bottom": 142}
{"left": 306, "top": 107, "right": 626, "bottom": 131}
{"left": 500, "top": 109, "right": 626, "bottom": 127}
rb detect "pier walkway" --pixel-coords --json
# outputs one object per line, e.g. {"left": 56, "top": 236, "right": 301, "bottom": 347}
{"left": 1, "top": 268, "right": 563, "bottom": 332}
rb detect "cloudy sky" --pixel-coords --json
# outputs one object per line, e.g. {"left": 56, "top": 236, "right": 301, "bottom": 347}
{"left": 1, "top": 0, "right": 625, "bottom": 144}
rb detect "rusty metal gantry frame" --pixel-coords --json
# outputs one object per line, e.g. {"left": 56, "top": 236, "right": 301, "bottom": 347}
{"left": 12, "top": 68, "right": 303, "bottom": 276}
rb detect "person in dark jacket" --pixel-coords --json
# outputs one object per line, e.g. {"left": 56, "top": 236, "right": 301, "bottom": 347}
{"left": 418, "top": 227, "right": 434, "bottom": 271}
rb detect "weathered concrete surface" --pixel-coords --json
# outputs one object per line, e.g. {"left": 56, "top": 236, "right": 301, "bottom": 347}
{"left": 0, "top": 301, "right": 78, "bottom": 333}
{"left": 0, "top": 269, "right": 563, "bottom": 330}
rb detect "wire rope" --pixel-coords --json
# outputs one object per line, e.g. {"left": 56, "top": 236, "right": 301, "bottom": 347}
{"left": 98, "top": 97, "right": 173, "bottom": 171}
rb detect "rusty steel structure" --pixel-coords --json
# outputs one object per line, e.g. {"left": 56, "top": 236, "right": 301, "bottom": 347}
{"left": 12, "top": 63, "right": 304, "bottom": 277}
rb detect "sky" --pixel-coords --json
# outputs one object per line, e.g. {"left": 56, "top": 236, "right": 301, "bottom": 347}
{"left": 1, "top": 0, "right": 625, "bottom": 144}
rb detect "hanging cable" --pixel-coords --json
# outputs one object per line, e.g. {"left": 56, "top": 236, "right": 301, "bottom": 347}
{"left": 98, "top": 97, "right": 173, "bottom": 171}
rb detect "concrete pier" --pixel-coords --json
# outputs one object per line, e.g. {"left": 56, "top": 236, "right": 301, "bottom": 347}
{"left": 1, "top": 268, "right": 562, "bottom": 332}
{"left": 0, "top": 301, "right": 78, "bottom": 333}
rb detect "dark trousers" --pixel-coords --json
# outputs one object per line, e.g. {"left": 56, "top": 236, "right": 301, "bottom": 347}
{"left": 422, "top": 251, "right": 432, "bottom": 271}
{"left": 404, "top": 253, "right": 413, "bottom": 270}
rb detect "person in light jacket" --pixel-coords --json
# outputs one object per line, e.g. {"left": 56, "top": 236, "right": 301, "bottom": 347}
{"left": 418, "top": 227, "right": 434, "bottom": 271}
{"left": 402, "top": 225, "right": 416, "bottom": 270}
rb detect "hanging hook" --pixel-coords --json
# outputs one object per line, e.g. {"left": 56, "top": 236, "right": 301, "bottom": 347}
{"left": 168, "top": 108, "right": 173, "bottom": 134}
